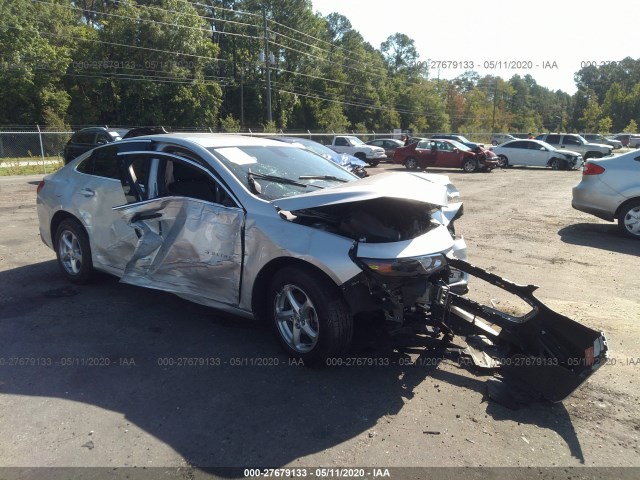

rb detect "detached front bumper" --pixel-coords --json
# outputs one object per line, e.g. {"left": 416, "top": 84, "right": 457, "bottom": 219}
{"left": 439, "top": 259, "right": 608, "bottom": 402}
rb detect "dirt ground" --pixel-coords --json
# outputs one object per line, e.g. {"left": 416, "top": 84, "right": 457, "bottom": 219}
{"left": 0, "top": 164, "right": 638, "bottom": 479}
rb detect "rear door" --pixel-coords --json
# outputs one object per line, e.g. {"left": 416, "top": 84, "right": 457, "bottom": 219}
{"left": 73, "top": 141, "right": 152, "bottom": 272}
{"left": 113, "top": 151, "right": 245, "bottom": 307}
{"left": 414, "top": 140, "right": 437, "bottom": 168}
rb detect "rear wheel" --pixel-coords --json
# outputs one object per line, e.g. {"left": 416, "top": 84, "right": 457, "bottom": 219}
{"left": 404, "top": 157, "right": 418, "bottom": 170}
{"left": 54, "top": 218, "right": 95, "bottom": 283}
{"left": 617, "top": 199, "right": 640, "bottom": 239}
{"left": 268, "top": 266, "right": 353, "bottom": 364}
{"left": 462, "top": 157, "right": 478, "bottom": 173}
{"left": 497, "top": 155, "right": 509, "bottom": 168}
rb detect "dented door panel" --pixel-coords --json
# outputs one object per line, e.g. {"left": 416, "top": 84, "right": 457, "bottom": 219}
{"left": 114, "top": 197, "right": 244, "bottom": 306}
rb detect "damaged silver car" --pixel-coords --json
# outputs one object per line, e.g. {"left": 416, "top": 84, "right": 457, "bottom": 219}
{"left": 37, "top": 134, "right": 607, "bottom": 402}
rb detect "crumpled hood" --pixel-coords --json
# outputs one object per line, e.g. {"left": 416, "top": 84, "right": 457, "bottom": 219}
{"left": 272, "top": 172, "right": 452, "bottom": 211}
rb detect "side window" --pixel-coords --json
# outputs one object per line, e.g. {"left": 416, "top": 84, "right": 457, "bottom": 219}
{"left": 96, "top": 133, "right": 112, "bottom": 145}
{"left": 509, "top": 141, "right": 528, "bottom": 149}
{"left": 546, "top": 134, "right": 561, "bottom": 144}
{"left": 164, "top": 160, "right": 236, "bottom": 207}
{"left": 334, "top": 137, "right": 347, "bottom": 146}
{"left": 562, "top": 136, "right": 580, "bottom": 146}
{"left": 121, "top": 156, "right": 151, "bottom": 203}
{"left": 76, "top": 146, "right": 120, "bottom": 179}
{"left": 75, "top": 131, "right": 95, "bottom": 144}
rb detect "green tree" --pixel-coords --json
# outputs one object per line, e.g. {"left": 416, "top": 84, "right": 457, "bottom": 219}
{"left": 0, "top": 0, "right": 76, "bottom": 125}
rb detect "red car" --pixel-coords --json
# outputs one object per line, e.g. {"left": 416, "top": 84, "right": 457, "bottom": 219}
{"left": 393, "top": 139, "right": 498, "bottom": 172}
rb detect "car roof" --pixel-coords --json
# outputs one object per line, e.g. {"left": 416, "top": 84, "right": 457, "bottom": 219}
{"left": 120, "top": 133, "right": 297, "bottom": 149}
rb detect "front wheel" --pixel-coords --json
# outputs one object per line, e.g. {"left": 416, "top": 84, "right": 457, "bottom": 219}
{"left": 367, "top": 159, "right": 380, "bottom": 167}
{"left": 268, "top": 267, "right": 353, "bottom": 364}
{"left": 497, "top": 155, "right": 509, "bottom": 168}
{"left": 550, "top": 158, "right": 561, "bottom": 170}
{"left": 617, "top": 199, "right": 640, "bottom": 239}
{"left": 462, "top": 157, "right": 478, "bottom": 173}
{"left": 54, "top": 218, "right": 95, "bottom": 283}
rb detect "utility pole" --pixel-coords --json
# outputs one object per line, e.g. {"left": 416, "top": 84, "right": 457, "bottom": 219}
{"left": 263, "top": 9, "right": 272, "bottom": 123}
{"left": 491, "top": 80, "right": 498, "bottom": 133}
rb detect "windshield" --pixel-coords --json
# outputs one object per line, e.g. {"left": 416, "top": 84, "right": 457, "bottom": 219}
{"left": 294, "top": 138, "right": 336, "bottom": 158}
{"left": 448, "top": 140, "right": 471, "bottom": 151}
{"left": 207, "top": 145, "right": 357, "bottom": 200}
{"left": 348, "top": 136, "right": 365, "bottom": 145}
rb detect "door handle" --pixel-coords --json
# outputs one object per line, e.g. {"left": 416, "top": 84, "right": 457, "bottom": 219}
{"left": 131, "top": 212, "right": 162, "bottom": 223}
{"left": 79, "top": 188, "right": 95, "bottom": 197}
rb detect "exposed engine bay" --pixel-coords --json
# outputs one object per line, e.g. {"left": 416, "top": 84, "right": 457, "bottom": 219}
{"left": 285, "top": 197, "right": 441, "bottom": 243}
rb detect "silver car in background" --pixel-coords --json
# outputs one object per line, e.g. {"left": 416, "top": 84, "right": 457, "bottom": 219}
{"left": 572, "top": 149, "right": 640, "bottom": 239}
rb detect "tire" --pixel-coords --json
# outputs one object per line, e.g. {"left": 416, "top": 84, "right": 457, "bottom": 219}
{"left": 354, "top": 152, "right": 367, "bottom": 162}
{"left": 367, "top": 159, "right": 380, "bottom": 167}
{"left": 497, "top": 155, "right": 508, "bottom": 168}
{"left": 268, "top": 266, "right": 353, "bottom": 364}
{"left": 462, "top": 157, "right": 478, "bottom": 173}
{"left": 404, "top": 157, "right": 418, "bottom": 170}
{"left": 54, "top": 218, "right": 95, "bottom": 283}
{"left": 550, "top": 158, "right": 561, "bottom": 170}
{"left": 492, "top": 140, "right": 498, "bottom": 146}
{"left": 617, "top": 199, "right": 640, "bottom": 240}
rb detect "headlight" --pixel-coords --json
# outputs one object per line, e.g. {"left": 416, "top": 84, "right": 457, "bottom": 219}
{"left": 360, "top": 254, "right": 446, "bottom": 277}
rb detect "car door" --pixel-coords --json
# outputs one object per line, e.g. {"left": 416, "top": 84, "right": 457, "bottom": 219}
{"left": 73, "top": 142, "right": 152, "bottom": 273}
{"left": 112, "top": 151, "right": 245, "bottom": 307}
{"left": 432, "top": 141, "right": 459, "bottom": 168}
{"left": 414, "top": 140, "right": 437, "bottom": 168}
{"left": 524, "top": 141, "right": 550, "bottom": 166}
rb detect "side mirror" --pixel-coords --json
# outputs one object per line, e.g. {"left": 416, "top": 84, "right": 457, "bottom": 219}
{"left": 96, "top": 140, "right": 107, "bottom": 145}
{"left": 453, "top": 148, "right": 459, "bottom": 153}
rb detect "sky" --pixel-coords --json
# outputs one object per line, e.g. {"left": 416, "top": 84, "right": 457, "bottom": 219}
{"left": 310, "top": 0, "right": 639, "bottom": 94}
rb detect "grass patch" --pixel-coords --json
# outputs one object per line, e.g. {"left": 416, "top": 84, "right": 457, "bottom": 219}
{"left": 0, "top": 157, "right": 64, "bottom": 176}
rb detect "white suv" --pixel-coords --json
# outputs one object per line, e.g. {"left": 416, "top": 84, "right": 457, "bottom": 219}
{"left": 535, "top": 133, "right": 612, "bottom": 159}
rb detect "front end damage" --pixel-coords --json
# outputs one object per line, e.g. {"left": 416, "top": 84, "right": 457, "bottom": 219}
{"left": 345, "top": 250, "right": 608, "bottom": 403}
{"left": 275, "top": 173, "right": 607, "bottom": 402}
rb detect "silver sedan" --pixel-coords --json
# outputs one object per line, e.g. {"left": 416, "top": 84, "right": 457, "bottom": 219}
{"left": 572, "top": 149, "right": 640, "bottom": 239}
{"left": 37, "top": 134, "right": 468, "bottom": 363}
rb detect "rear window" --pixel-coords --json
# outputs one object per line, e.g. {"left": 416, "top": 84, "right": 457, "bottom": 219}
{"left": 76, "top": 146, "right": 120, "bottom": 179}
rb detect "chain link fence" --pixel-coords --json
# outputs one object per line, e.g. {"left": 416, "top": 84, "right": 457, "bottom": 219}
{"left": 0, "top": 130, "right": 71, "bottom": 174}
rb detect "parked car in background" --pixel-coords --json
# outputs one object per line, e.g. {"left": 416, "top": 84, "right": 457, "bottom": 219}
{"left": 608, "top": 133, "right": 640, "bottom": 147}
{"left": 491, "top": 139, "right": 583, "bottom": 170}
{"left": 63, "top": 127, "right": 128, "bottom": 164}
{"left": 572, "top": 149, "right": 640, "bottom": 239}
{"left": 430, "top": 134, "right": 483, "bottom": 149}
{"left": 123, "top": 126, "right": 169, "bottom": 139}
{"left": 582, "top": 134, "right": 622, "bottom": 149}
{"left": 393, "top": 138, "right": 497, "bottom": 172}
{"left": 535, "top": 133, "right": 612, "bottom": 159}
{"left": 328, "top": 135, "right": 387, "bottom": 166}
{"left": 270, "top": 136, "right": 368, "bottom": 178}
{"left": 365, "top": 138, "right": 404, "bottom": 159}
{"left": 491, "top": 133, "right": 517, "bottom": 146}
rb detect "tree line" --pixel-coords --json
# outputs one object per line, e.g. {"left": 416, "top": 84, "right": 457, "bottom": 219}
{"left": 1, "top": 0, "right": 639, "bottom": 135}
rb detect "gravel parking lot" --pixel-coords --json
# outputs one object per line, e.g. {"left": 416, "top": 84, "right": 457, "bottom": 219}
{"left": 0, "top": 165, "right": 638, "bottom": 478}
